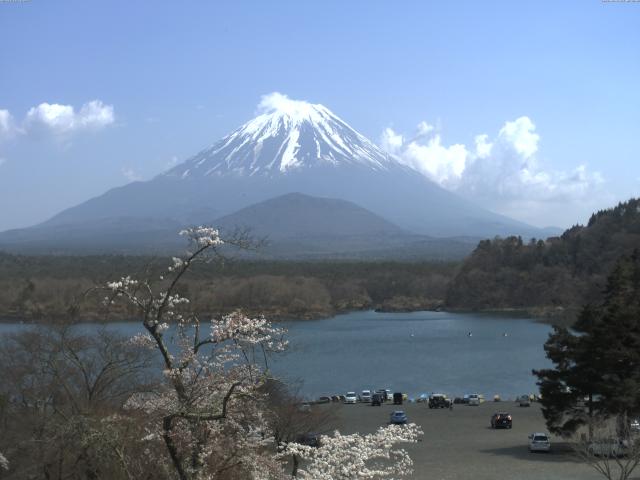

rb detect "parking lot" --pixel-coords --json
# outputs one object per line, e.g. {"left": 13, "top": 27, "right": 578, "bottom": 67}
{"left": 325, "top": 401, "right": 607, "bottom": 480}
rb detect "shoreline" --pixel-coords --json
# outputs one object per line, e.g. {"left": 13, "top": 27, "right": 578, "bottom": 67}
{"left": 0, "top": 304, "right": 572, "bottom": 326}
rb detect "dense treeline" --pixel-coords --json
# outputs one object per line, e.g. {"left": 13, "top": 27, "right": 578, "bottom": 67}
{"left": 446, "top": 198, "right": 640, "bottom": 322}
{"left": 5, "top": 198, "right": 639, "bottom": 324}
{"left": 0, "top": 254, "right": 457, "bottom": 321}
{"left": 534, "top": 252, "right": 640, "bottom": 437}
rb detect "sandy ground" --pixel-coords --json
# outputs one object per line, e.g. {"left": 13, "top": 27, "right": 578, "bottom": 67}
{"left": 322, "top": 401, "right": 610, "bottom": 480}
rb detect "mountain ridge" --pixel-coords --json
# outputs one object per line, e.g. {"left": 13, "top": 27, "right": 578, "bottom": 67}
{"left": 1, "top": 97, "right": 554, "bottom": 253}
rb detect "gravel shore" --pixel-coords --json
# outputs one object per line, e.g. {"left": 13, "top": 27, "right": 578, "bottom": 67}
{"left": 326, "top": 401, "right": 606, "bottom": 480}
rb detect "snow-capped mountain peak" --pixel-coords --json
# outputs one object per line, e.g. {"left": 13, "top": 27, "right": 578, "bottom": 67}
{"left": 167, "top": 93, "right": 398, "bottom": 178}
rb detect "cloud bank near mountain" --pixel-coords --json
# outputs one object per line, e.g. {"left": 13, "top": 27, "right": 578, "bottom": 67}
{"left": 381, "top": 116, "right": 606, "bottom": 226}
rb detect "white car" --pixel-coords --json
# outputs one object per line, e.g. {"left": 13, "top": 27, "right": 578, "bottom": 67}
{"left": 467, "top": 394, "right": 480, "bottom": 406}
{"left": 529, "top": 433, "right": 551, "bottom": 452}
{"left": 344, "top": 392, "right": 358, "bottom": 404}
{"left": 518, "top": 395, "right": 531, "bottom": 407}
{"left": 360, "top": 390, "right": 372, "bottom": 403}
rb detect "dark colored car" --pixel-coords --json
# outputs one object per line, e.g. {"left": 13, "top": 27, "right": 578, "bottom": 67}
{"left": 375, "top": 389, "right": 388, "bottom": 402}
{"left": 428, "top": 394, "right": 451, "bottom": 409}
{"left": 371, "top": 393, "right": 383, "bottom": 406}
{"left": 393, "top": 392, "right": 403, "bottom": 405}
{"left": 295, "top": 432, "right": 321, "bottom": 447}
{"left": 491, "top": 412, "right": 513, "bottom": 429}
{"left": 390, "top": 410, "right": 408, "bottom": 424}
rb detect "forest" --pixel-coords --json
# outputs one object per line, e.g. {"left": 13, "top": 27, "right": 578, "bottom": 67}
{"left": 2, "top": 198, "right": 639, "bottom": 326}
{"left": 0, "top": 253, "right": 456, "bottom": 322}
{"left": 446, "top": 198, "right": 640, "bottom": 323}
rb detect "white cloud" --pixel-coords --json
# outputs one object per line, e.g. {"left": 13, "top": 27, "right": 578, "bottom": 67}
{"left": 403, "top": 133, "right": 468, "bottom": 186}
{"left": 25, "top": 100, "right": 114, "bottom": 135}
{"left": 380, "top": 127, "right": 404, "bottom": 153}
{"left": 0, "top": 110, "right": 18, "bottom": 141}
{"left": 257, "top": 92, "right": 316, "bottom": 117}
{"left": 416, "top": 121, "right": 435, "bottom": 138}
{"left": 381, "top": 116, "right": 605, "bottom": 222}
{"left": 497, "top": 117, "right": 539, "bottom": 158}
{"left": 121, "top": 167, "right": 142, "bottom": 182}
{"left": 382, "top": 125, "right": 468, "bottom": 186}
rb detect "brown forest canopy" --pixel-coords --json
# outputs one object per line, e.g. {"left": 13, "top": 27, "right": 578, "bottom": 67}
{"left": 0, "top": 254, "right": 457, "bottom": 321}
{"left": 446, "top": 198, "right": 640, "bottom": 319}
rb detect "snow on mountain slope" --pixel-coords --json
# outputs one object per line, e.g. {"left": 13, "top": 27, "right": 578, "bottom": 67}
{"left": 166, "top": 93, "right": 398, "bottom": 178}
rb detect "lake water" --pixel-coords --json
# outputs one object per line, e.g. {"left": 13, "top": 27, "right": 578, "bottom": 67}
{"left": 0, "top": 310, "right": 553, "bottom": 400}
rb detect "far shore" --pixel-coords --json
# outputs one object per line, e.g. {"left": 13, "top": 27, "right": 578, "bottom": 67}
{"left": 0, "top": 303, "right": 575, "bottom": 327}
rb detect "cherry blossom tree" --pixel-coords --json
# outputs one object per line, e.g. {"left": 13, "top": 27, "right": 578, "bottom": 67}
{"left": 8, "top": 227, "right": 421, "bottom": 480}
{"left": 282, "top": 424, "right": 423, "bottom": 479}
{"left": 103, "top": 227, "right": 288, "bottom": 480}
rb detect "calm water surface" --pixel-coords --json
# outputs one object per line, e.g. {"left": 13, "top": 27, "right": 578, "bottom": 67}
{"left": 0, "top": 310, "right": 553, "bottom": 400}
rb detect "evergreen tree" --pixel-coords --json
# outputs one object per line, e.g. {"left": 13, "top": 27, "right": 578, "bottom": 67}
{"left": 534, "top": 251, "right": 640, "bottom": 437}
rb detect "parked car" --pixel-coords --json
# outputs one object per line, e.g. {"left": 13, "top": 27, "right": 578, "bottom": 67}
{"left": 528, "top": 432, "right": 551, "bottom": 452}
{"left": 317, "top": 396, "right": 331, "bottom": 404}
{"left": 467, "top": 394, "right": 481, "bottom": 406}
{"left": 491, "top": 412, "right": 513, "bottom": 429}
{"left": 518, "top": 395, "right": 531, "bottom": 407}
{"left": 344, "top": 392, "right": 358, "bottom": 404}
{"left": 360, "top": 390, "right": 372, "bottom": 403}
{"left": 384, "top": 389, "right": 393, "bottom": 401}
{"left": 588, "top": 438, "right": 628, "bottom": 457}
{"left": 371, "top": 393, "right": 383, "bottom": 406}
{"left": 296, "top": 432, "right": 321, "bottom": 447}
{"left": 416, "top": 393, "right": 429, "bottom": 403}
{"left": 428, "top": 394, "right": 452, "bottom": 409}
{"left": 390, "top": 410, "right": 408, "bottom": 425}
{"left": 393, "top": 392, "right": 404, "bottom": 405}
{"left": 375, "top": 389, "right": 388, "bottom": 402}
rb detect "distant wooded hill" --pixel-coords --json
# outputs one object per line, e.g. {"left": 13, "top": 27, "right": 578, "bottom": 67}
{"left": 446, "top": 198, "right": 640, "bottom": 321}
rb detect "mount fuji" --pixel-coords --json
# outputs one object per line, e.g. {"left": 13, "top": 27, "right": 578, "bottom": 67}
{"left": 0, "top": 95, "right": 551, "bottom": 256}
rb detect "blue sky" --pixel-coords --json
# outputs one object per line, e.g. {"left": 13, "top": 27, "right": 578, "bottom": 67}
{"left": 0, "top": 0, "right": 639, "bottom": 230}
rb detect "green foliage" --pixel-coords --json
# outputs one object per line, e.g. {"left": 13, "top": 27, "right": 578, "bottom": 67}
{"left": 533, "top": 252, "right": 640, "bottom": 437}
{"left": 447, "top": 198, "right": 640, "bottom": 320}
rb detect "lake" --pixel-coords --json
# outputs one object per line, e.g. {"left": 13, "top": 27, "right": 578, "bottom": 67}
{"left": 0, "top": 310, "right": 553, "bottom": 400}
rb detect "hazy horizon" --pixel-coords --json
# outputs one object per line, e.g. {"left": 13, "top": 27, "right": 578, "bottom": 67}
{"left": 1, "top": 1, "right": 639, "bottom": 231}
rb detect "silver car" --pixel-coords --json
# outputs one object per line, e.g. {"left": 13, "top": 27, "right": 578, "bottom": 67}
{"left": 529, "top": 433, "right": 551, "bottom": 452}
